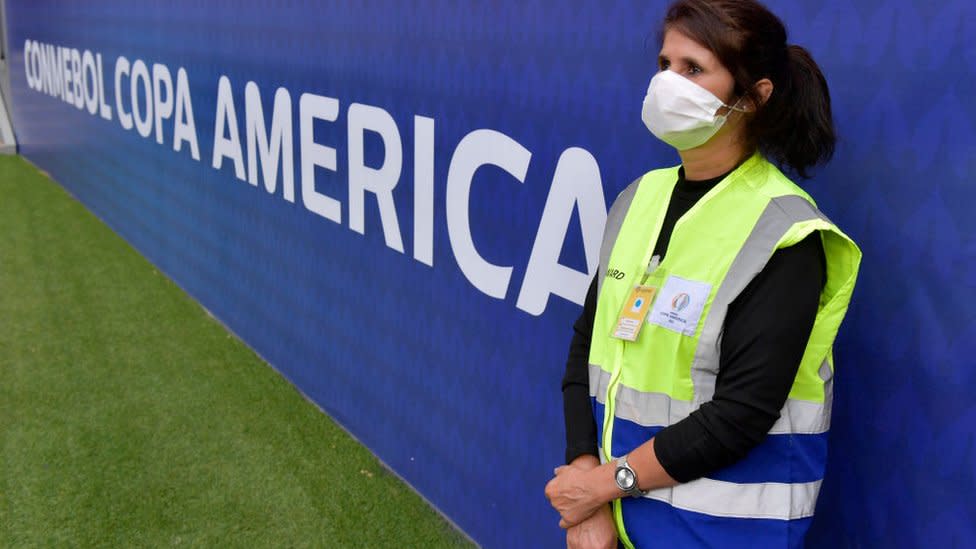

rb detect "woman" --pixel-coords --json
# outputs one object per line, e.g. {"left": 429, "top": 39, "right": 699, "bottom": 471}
{"left": 544, "top": 1, "right": 861, "bottom": 548}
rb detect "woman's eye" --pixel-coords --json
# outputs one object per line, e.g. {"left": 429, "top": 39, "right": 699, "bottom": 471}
{"left": 687, "top": 65, "right": 702, "bottom": 75}
{"left": 659, "top": 60, "right": 671, "bottom": 71}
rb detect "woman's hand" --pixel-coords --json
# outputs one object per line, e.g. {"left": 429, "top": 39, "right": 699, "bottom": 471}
{"left": 545, "top": 463, "right": 615, "bottom": 528}
{"left": 567, "top": 504, "right": 617, "bottom": 549}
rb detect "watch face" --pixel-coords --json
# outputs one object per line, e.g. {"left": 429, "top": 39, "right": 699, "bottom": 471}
{"left": 615, "top": 467, "right": 635, "bottom": 490}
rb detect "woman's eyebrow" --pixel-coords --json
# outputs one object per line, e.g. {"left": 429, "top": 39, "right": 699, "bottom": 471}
{"left": 657, "top": 54, "right": 705, "bottom": 68}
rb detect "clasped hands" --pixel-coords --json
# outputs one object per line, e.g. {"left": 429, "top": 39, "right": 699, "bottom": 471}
{"left": 545, "top": 457, "right": 618, "bottom": 549}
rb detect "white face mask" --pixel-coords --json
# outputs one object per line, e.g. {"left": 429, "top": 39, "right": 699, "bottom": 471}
{"left": 641, "top": 70, "right": 746, "bottom": 151}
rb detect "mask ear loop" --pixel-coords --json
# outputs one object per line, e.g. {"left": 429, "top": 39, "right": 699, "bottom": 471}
{"left": 724, "top": 96, "right": 750, "bottom": 113}
{"left": 713, "top": 95, "right": 749, "bottom": 125}
{"left": 714, "top": 96, "right": 751, "bottom": 126}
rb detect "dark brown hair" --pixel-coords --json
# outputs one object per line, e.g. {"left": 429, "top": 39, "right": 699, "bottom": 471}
{"left": 662, "top": 0, "right": 835, "bottom": 178}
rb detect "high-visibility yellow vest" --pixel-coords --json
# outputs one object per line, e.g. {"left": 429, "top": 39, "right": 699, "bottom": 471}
{"left": 589, "top": 153, "right": 861, "bottom": 548}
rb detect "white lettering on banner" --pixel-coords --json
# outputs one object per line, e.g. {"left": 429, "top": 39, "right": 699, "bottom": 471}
{"left": 115, "top": 56, "right": 133, "bottom": 130}
{"left": 81, "top": 50, "right": 98, "bottom": 115}
{"left": 24, "top": 38, "right": 614, "bottom": 317}
{"left": 36, "top": 43, "right": 52, "bottom": 94}
{"left": 517, "top": 147, "right": 606, "bottom": 316}
{"left": 54, "top": 46, "right": 71, "bottom": 99}
{"left": 130, "top": 60, "right": 153, "bottom": 138}
{"left": 96, "top": 54, "right": 112, "bottom": 120}
{"left": 52, "top": 46, "right": 66, "bottom": 99}
{"left": 42, "top": 43, "right": 52, "bottom": 93}
{"left": 298, "top": 92, "right": 342, "bottom": 224}
{"left": 69, "top": 48, "right": 84, "bottom": 110}
{"left": 447, "top": 129, "right": 531, "bottom": 300}
{"left": 173, "top": 68, "right": 199, "bottom": 160}
{"left": 39, "top": 43, "right": 50, "bottom": 93}
{"left": 53, "top": 50, "right": 114, "bottom": 121}
{"left": 60, "top": 47, "right": 71, "bottom": 104}
{"left": 413, "top": 116, "right": 435, "bottom": 267}
{"left": 23, "top": 41, "right": 36, "bottom": 90}
{"left": 152, "top": 63, "right": 174, "bottom": 145}
{"left": 23, "top": 40, "right": 34, "bottom": 90}
{"left": 64, "top": 48, "right": 74, "bottom": 105}
{"left": 26, "top": 41, "right": 112, "bottom": 117}
{"left": 348, "top": 103, "right": 404, "bottom": 253}
{"left": 245, "top": 82, "right": 294, "bottom": 201}
{"left": 212, "top": 75, "right": 246, "bottom": 180}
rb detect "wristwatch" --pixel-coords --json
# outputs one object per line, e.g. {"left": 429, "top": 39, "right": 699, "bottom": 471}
{"left": 614, "top": 454, "right": 648, "bottom": 498}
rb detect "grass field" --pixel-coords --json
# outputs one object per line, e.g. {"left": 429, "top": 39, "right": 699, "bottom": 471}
{"left": 0, "top": 155, "right": 474, "bottom": 548}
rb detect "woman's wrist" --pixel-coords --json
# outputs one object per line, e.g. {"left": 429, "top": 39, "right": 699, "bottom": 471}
{"left": 585, "top": 461, "right": 626, "bottom": 505}
{"left": 569, "top": 454, "right": 601, "bottom": 471}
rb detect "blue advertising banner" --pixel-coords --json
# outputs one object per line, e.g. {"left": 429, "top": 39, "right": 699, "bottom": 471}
{"left": 7, "top": 1, "right": 975, "bottom": 547}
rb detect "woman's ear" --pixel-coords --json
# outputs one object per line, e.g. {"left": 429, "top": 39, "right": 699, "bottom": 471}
{"left": 752, "top": 78, "right": 774, "bottom": 109}
{"left": 738, "top": 78, "right": 775, "bottom": 113}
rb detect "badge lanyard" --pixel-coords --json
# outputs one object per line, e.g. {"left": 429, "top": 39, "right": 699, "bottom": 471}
{"left": 611, "top": 255, "right": 666, "bottom": 341}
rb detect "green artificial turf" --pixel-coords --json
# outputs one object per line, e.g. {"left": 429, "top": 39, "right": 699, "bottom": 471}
{"left": 0, "top": 155, "right": 474, "bottom": 549}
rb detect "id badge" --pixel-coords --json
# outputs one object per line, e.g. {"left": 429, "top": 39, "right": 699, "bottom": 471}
{"left": 612, "top": 285, "right": 658, "bottom": 341}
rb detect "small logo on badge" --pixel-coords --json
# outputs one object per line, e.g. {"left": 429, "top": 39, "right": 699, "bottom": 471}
{"left": 671, "top": 293, "right": 690, "bottom": 312}
{"left": 632, "top": 297, "right": 644, "bottom": 312}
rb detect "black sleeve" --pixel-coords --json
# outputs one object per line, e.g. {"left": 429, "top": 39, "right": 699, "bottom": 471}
{"left": 653, "top": 232, "right": 825, "bottom": 483}
{"left": 562, "top": 275, "right": 600, "bottom": 464}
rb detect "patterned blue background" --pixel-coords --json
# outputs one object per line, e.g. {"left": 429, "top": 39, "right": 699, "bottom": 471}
{"left": 6, "top": 1, "right": 975, "bottom": 547}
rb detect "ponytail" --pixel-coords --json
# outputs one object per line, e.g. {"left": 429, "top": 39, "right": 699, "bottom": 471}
{"left": 753, "top": 45, "right": 835, "bottom": 179}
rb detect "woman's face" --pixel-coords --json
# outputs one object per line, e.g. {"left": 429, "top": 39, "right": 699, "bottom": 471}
{"left": 657, "top": 28, "right": 737, "bottom": 108}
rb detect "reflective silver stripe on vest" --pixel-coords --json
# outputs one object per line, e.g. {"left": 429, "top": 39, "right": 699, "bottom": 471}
{"left": 590, "top": 362, "right": 832, "bottom": 434}
{"left": 770, "top": 398, "right": 829, "bottom": 434}
{"left": 614, "top": 384, "right": 694, "bottom": 426}
{"left": 589, "top": 363, "right": 610, "bottom": 400}
{"left": 597, "top": 178, "right": 641, "bottom": 295}
{"left": 590, "top": 364, "right": 694, "bottom": 423}
{"left": 767, "top": 358, "right": 835, "bottom": 435}
{"left": 690, "top": 195, "right": 826, "bottom": 405}
{"left": 644, "top": 478, "right": 822, "bottom": 520}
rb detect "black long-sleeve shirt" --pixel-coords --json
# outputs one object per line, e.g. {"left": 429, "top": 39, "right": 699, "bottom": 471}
{"left": 562, "top": 167, "right": 825, "bottom": 483}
